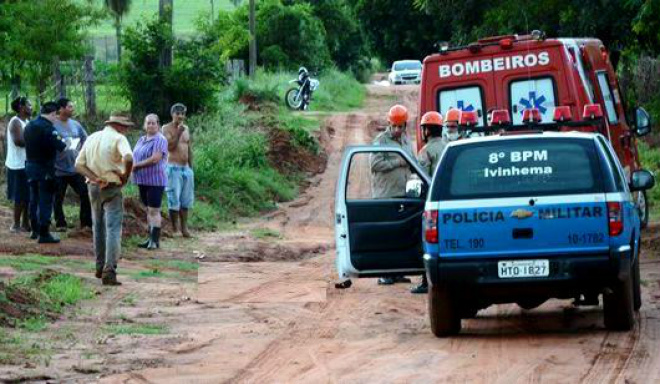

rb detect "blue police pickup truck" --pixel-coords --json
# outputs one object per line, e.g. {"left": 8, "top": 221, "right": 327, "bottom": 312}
{"left": 334, "top": 132, "right": 654, "bottom": 337}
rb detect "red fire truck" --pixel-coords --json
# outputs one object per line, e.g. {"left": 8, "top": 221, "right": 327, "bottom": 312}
{"left": 416, "top": 31, "right": 653, "bottom": 226}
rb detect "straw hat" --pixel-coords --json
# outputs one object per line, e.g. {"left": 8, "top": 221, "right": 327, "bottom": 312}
{"left": 104, "top": 111, "right": 135, "bottom": 127}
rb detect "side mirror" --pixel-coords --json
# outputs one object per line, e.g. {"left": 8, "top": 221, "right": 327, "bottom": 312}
{"left": 635, "top": 107, "right": 652, "bottom": 137}
{"left": 405, "top": 176, "right": 425, "bottom": 199}
{"left": 630, "top": 170, "right": 655, "bottom": 191}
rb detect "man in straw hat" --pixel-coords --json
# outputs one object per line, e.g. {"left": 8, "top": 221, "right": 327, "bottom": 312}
{"left": 75, "top": 112, "right": 134, "bottom": 286}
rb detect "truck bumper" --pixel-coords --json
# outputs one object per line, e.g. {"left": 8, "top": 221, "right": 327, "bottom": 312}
{"left": 423, "top": 246, "right": 631, "bottom": 300}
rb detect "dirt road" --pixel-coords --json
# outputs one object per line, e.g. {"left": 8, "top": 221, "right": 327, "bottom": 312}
{"left": 90, "top": 84, "right": 660, "bottom": 383}
{"left": 2, "top": 84, "right": 655, "bottom": 383}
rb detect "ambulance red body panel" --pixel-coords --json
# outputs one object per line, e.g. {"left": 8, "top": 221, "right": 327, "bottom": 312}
{"left": 416, "top": 35, "right": 647, "bottom": 177}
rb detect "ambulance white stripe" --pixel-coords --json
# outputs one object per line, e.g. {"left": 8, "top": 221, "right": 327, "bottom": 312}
{"left": 425, "top": 193, "right": 627, "bottom": 210}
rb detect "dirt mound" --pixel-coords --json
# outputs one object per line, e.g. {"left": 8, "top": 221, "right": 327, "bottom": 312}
{"left": 0, "top": 270, "right": 60, "bottom": 327}
{"left": 267, "top": 128, "right": 327, "bottom": 176}
{"left": 201, "top": 240, "right": 329, "bottom": 263}
{"left": 122, "top": 197, "right": 173, "bottom": 238}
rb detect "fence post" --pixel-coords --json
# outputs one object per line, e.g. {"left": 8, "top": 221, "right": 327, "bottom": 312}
{"left": 84, "top": 55, "right": 96, "bottom": 117}
{"left": 53, "top": 57, "right": 66, "bottom": 99}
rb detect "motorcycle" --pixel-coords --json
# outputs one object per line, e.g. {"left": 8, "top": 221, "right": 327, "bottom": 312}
{"left": 285, "top": 71, "right": 319, "bottom": 110}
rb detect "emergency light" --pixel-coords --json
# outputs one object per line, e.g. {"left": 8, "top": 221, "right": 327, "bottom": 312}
{"left": 489, "top": 109, "right": 511, "bottom": 126}
{"left": 553, "top": 106, "right": 573, "bottom": 122}
{"left": 582, "top": 104, "right": 603, "bottom": 120}
{"left": 522, "top": 108, "right": 542, "bottom": 123}
{"left": 460, "top": 111, "right": 478, "bottom": 126}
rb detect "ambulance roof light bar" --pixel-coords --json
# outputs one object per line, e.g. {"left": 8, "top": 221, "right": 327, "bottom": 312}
{"left": 583, "top": 104, "right": 604, "bottom": 120}
{"left": 460, "top": 110, "right": 478, "bottom": 126}
{"left": 553, "top": 106, "right": 573, "bottom": 122}
{"left": 489, "top": 109, "right": 511, "bottom": 126}
{"left": 522, "top": 108, "right": 542, "bottom": 123}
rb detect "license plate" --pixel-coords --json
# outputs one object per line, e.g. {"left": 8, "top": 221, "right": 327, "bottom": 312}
{"left": 498, "top": 260, "right": 549, "bottom": 278}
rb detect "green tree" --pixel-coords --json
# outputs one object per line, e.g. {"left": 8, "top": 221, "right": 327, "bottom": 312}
{"left": 631, "top": 0, "right": 660, "bottom": 54}
{"left": 290, "top": 0, "right": 369, "bottom": 72}
{"left": 0, "top": 0, "right": 102, "bottom": 101}
{"left": 104, "top": 0, "right": 132, "bottom": 62}
{"left": 348, "top": 0, "right": 451, "bottom": 64}
{"left": 120, "top": 15, "right": 223, "bottom": 117}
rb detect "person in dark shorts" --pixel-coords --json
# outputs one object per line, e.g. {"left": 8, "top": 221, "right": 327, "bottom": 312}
{"left": 132, "top": 114, "right": 168, "bottom": 250}
{"left": 5, "top": 97, "right": 32, "bottom": 232}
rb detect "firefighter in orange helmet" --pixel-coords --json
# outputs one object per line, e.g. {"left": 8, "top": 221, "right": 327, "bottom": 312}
{"left": 370, "top": 104, "right": 414, "bottom": 286}
{"left": 444, "top": 108, "right": 462, "bottom": 142}
{"left": 417, "top": 111, "right": 446, "bottom": 176}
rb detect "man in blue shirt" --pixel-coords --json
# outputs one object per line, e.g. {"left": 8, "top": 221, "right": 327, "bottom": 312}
{"left": 24, "top": 101, "right": 67, "bottom": 243}
{"left": 53, "top": 98, "right": 91, "bottom": 230}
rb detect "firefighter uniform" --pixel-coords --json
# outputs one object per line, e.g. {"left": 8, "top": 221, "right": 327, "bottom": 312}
{"left": 418, "top": 136, "right": 449, "bottom": 176}
{"left": 370, "top": 129, "right": 414, "bottom": 198}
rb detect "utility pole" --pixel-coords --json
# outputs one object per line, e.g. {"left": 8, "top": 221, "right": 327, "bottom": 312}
{"left": 249, "top": 0, "right": 256, "bottom": 78}
{"left": 210, "top": 0, "right": 214, "bottom": 22}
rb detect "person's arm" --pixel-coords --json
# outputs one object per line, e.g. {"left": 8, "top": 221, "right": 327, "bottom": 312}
{"left": 79, "top": 123, "right": 88, "bottom": 147}
{"left": 116, "top": 136, "right": 134, "bottom": 186}
{"left": 75, "top": 145, "right": 108, "bottom": 187}
{"left": 8, "top": 119, "right": 25, "bottom": 147}
{"left": 164, "top": 123, "right": 185, "bottom": 152}
{"left": 49, "top": 127, "right": 67, "bottom": 152}
{"left": 133, "top": 148, "right": 163, "bottom": 169}
{"left": 187, "top": 128, "right": 193, "bottom": 168}
{"left": 370, "top": 152, "right": 406, "bottom": 173}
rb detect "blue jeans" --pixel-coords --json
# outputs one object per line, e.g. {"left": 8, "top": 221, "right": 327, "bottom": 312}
{"left": 166, "top": 165, "right": 194, "bottom": 211}
{"left": 89, "top": 184, "right": 123, "bottom": 273}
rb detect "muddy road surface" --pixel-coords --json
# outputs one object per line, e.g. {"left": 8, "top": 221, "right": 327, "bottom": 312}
{"left": 96, "top": 84, "right": 660, "bottom": 383}
{"left": 5, "top": 84, "right": 659, "bottom": 383}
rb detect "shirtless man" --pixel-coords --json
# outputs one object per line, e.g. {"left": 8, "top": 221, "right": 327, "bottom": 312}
{"left": 163, "top": 103, "right": 194, "bottom": 237}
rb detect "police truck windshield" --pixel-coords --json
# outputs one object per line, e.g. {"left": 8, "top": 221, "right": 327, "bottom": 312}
{"left": 432, "top": 138, "right": 605, "bottom": 200}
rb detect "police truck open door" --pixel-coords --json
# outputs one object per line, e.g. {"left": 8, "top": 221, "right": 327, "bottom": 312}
{"left": 335, "top": 146, "right": 431, "bottom": 280}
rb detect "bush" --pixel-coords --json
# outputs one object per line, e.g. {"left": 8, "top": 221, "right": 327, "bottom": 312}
{"left": 190, "top": 96, "right": 298, "bottom": 219}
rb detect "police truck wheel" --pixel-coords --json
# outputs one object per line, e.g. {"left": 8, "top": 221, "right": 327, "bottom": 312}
{"left": 428, "top": 284, "right": 461, "bottom": 337}
{"left": 632, "top": 247, "right": 642, "bottom": 311}
{"left": 603, "top": 270, "right": 635, "bottom": 331}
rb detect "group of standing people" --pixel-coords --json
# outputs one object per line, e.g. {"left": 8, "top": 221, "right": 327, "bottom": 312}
{"left": 370, "top": 104, "right": 462, "bottom": 294}
{"left": 5, "top": 97, "right": 195, "bottom": 286}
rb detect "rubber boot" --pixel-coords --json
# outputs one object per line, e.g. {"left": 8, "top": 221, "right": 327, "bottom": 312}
{"left": 29, "top": 219, "right": 39, "bottom": 240}
{"left": 38, "top": 225, "right": 60, "bottom": 244}
{"left": 147, "top": 227, "right": 161, "bottom": 250}
{"left": 138, "top": 226, "right": 152, "bottom": 248}
{"left": 180, "top": 209, "right": 191, "bottom": 238}
{"left": 169, "top": 210, "right": 179, "bottom": 233}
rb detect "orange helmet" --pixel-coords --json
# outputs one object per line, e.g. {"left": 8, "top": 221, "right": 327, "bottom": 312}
{"left": 421, "top": 111, "right": 443, "bottom": 126}
{"left": 388, "top": 105, "right": 408, "bottom": 126}
{"left": 445, "top": 108, "right": 461, "bottom": 124}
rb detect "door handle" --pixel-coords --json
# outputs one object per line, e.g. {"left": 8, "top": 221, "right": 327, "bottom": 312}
{"left": 340, "top": 234, "right": 347, "bottom": 239}
{"left": 398, "top": 204, "right": 405, "bottom": 213}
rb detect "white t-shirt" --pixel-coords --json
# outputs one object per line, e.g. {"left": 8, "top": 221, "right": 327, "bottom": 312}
{"left": 5, "top": 116, "right": 27, "bottom": 170}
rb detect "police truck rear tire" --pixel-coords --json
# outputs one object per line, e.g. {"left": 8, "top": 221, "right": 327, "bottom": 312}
{"left": 603, "top": 272, "right": 635, "bottom": 331}
{"left": 428, "top": 284, "right": 461, "bottom": 337}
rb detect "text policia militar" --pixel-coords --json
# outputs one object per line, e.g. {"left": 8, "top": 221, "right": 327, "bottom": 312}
{"left": 439, "top": 52, "right": 551, "bottom": 78}
{"left": 484, "top": 150, "right": 552, "bottom": 178}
